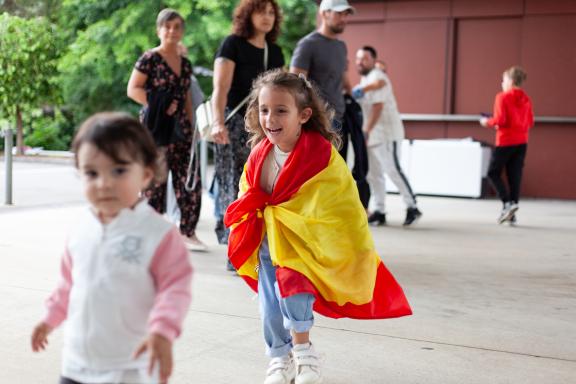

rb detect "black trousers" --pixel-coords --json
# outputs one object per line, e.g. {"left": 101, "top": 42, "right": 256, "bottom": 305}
{"left": 487, "top": 144, "right": 527, "bottom": 204}
{"left": 338, "top": 96, "right": 371, "bottom": 209}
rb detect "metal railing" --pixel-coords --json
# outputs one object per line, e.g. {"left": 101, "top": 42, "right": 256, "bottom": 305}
{"left": 2, "top": 128, "right": 13, "bottom": 205}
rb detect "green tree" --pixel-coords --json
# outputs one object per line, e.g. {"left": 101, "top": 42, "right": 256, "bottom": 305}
{"left": 56, "top": 0, "right": 317, "bottom": 122}
{"left": 0, "top": 12, "right": 61, "bottom": 154}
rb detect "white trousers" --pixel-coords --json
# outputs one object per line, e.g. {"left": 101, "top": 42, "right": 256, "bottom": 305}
{"left": 367, "top": 140, "right": 417, "bottom": 212}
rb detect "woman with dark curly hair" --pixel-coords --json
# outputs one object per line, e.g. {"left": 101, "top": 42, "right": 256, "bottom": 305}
{"left": 210, "top": 0, "right": 285, "bottom": 268}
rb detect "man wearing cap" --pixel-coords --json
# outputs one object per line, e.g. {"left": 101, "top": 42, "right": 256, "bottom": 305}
{"left": 291, "top": 0, "right": 375, "bottom": 210}
{"left": 290, "top": 0, "right": 355, "bottom": 131}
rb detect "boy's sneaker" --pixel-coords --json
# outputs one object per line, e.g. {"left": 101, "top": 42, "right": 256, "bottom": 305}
{"left": 368, "top": 211, "right": 386, "bottom": 226}
{"left": 508, "top": 214, "right": 517, "bottom": 226}
{"left": 293, "top": 343, "right": 322, "bottom": 384}
{"left": 498, "top": 202, "right": 519, "bottom": 224}
{"left": 264, "top": 354, "right": 296, "bottom": 384}
{"left": 403, "top": 207, "right": 422, "bottom": 226}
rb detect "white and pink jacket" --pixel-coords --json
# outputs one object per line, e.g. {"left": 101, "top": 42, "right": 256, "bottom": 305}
{"left": 43, "top": 200, "right": 192, "bottom": 371}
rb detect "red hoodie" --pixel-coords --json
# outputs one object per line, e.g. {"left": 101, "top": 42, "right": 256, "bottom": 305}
{"left": 487, "top": 88, "right": 534, "bottom": 146}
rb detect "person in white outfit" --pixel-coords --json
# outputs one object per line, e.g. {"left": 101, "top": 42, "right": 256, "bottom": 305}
{"left": 352, "top": 46, "right": 422, "bottom": 226}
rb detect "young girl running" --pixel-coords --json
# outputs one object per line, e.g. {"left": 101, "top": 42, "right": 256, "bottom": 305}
{"left": 30, "top": 112, "right": 193, "bottom": 384}
{"left": 224, "top": 70, "right": 412, "bottom": 384}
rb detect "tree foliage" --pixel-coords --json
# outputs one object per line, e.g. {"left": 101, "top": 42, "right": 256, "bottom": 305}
{"left": 1, "top": 0, "right": 318, "bottom": 150}
{"left": 57, "top": 0, "right": 317, "bottom": 121}
{"left": 0, "top": 12, "right": 61, "bottom": 151}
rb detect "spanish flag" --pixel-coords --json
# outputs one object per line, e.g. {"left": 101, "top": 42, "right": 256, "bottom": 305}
{"left": 225, "top": 130, "right": 412, "bottom": 319}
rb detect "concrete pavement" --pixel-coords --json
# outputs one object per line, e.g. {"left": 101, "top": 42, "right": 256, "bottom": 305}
{"left": 1, "top": 161, "right": 575, "bottom": 383}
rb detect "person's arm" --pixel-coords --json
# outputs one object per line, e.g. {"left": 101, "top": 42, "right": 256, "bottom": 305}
{"left": 342, "top": 72, "right": 352, "bottom": 95}
{"left": 147, "top": 228, "right": 193, "bottom": 341}
{"left": 482, "top": 93, "right": 506, "bottom": 129}
{"left": 31, "top": 248, "right": 73, "bottom": 352}
{"left": 364, "top": 102, "right": 384, "bottom": 137}
{"left": 290, "top": 39, "right": 311, "bottom": 77}
{"left": 211, "top": 57, "right": 235, "bottom": 144}
{"left": 127, "top": 69, "right": 149, "bottom": 106}
{"left": 362, "top": 78, "right": 386, "bottom": 92}
{"left": 527, "top": 98, "right": 534, "bottom": 129}
{"left": 134, "top": 228, "right": 192, "bottom": 383}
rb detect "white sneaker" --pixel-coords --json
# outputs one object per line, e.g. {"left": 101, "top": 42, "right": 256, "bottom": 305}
{"left": 293, "top": 343, "right": 322, "bottom": 384}
{"left": 264, "top": 354, "right": 296, "bottom": 384}
{"left": 183, "top": 234, "right": 208, "bottom": 252}
{"left": 498, "top": 202, "right": 519, "bottom": 224}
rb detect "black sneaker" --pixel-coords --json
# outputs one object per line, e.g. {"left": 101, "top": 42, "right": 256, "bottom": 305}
{"left": 368, "top": 211, "right": 386, "bottom": 226}
{"left": 403, "top": 208, "right": 422, "bottom": 226}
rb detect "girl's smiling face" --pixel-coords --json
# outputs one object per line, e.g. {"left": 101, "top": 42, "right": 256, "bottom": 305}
{"left": 258, "top": 85, "right": 312, "bottom": 152}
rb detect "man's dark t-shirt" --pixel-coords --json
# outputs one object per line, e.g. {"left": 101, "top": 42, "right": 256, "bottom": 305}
{"left": 291, "top": 31, "right": 347, "bottom": 118}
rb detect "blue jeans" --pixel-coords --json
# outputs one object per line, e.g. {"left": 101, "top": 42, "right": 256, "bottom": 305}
{"left": 258, "top": 236, "right": 315, "bottom": 357}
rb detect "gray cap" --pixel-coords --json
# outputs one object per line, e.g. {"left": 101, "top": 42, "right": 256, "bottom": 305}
{"left": 319, "top": 0, "right": 356, "bottom": 14}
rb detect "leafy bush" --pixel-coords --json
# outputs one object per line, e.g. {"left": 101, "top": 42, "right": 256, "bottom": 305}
{"left": 24, "top": 110, "right": 75, "bottom": 151}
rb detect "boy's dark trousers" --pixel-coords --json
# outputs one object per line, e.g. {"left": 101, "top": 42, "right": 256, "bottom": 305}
{"left": 487, "top": 144, "right": 527, "bottom": 204}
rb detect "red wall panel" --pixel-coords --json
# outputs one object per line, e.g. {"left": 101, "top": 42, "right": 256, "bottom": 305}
{"left": 450, "top": 0, "right": 524, "bottom": 17}
{"left": 346, "top": 1, "right": 576, "bottom": 198}
{"left": 521, "top": 15, "right": 576, "bottom": 116}
{"left": 352, "top": 2, "right": 386, "bottom": 22}
{"left": 453, "top": 18, "right": 522, "bottom": 114}
{"left": 385, "top": 0, "right": 450, "bottom": 19}
{"left": 344, "top": 19, "right": 448, "bottom": 113}
{"left": 525, "top": 0, "right": 576, "bottom": 14}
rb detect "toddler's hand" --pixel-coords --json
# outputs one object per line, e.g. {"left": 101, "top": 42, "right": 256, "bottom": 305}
{"left": 31, "top": 322, "right": 53, "bottom": 352}
{"left": 352, "top": 86, "right": 364, "bottom": 100}
{"left": 134, "top": 333, "right": 173, "bottom": 383}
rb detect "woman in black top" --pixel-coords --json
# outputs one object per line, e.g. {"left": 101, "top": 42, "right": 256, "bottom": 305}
{"left": 127, "top": 9, "right": 205, "bottom": 250}
{"left": 211, "top": 0, "right": 285, "bottom": 252}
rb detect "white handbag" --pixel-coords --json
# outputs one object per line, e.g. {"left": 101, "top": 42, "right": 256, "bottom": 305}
{"left": 196, "top": 42, "right": 268, "bottom": 142}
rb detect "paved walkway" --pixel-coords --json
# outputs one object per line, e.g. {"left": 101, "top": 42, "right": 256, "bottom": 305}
{"left": 1, "top": 161, "right": 575, "bottom": 383}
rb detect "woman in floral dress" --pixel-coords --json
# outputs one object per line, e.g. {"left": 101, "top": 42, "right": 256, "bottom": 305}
{"left": 127, "top": 8, "right": 205, "bottom": 250}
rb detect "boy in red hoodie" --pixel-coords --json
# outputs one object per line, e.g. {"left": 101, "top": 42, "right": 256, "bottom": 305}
{"left": 480, "top": 66, "right": 534, "bottom": 224}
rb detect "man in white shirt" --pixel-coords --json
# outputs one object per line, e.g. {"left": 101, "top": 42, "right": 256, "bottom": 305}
{"left": 353, "top": 46, "right": 422, "bottom": 226}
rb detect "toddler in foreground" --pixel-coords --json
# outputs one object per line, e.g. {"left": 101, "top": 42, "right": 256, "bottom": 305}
{"left": 31, "top": 112, "right": 192, "bottom": 384}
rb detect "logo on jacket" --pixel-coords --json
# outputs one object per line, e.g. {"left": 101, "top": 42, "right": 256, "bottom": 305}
{"left": 114, "top": 236, "right": 143, "bottom": 264}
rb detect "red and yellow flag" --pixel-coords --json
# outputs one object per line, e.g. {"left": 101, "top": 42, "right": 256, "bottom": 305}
{"left": 225, "top": 130, "right": 412, "bottom": 319}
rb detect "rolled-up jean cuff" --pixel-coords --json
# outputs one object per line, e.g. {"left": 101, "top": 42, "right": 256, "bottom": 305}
{"left": 267, "top": 342, "right": 293, "bottom": 358}
{"left": 283, "top": 318, "right": 314, "bottom": 333}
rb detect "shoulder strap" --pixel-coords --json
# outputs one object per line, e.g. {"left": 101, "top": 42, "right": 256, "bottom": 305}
{"left": 264, "top": 41, "right": 268, "bottom": 70}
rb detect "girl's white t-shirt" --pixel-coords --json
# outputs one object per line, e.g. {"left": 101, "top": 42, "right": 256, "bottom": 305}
{"left": 260, "top": 145, "right": 291, "bottom": 194}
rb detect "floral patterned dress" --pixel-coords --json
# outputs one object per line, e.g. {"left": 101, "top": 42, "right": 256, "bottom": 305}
{"left": 134, "top": 50, "right": 202, "bottom": 237}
